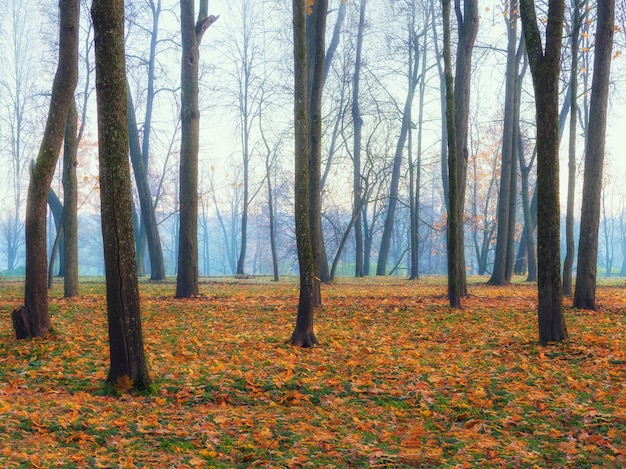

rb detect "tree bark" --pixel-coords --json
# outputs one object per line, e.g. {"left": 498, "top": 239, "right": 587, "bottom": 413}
{"left": 92, "top": 0, "right": 152, "bottom": 390}
{"left": 15, "top": 0, "right": 79, "bottom": 339}
{"left": 291, "top": 0, "right": 318, "bottom": 347}
{"left": 453, "top": 0, "right": 479, "bottom": 295}
{"left": 47, "top": 188, "right": 64, "bottom": 281}
{"left": 443, "top": 0, "right": 461, "bottom": 308}
{"left": 63, "top": 98, "right": 79, "bottom": 297}
{"left": 489, "top": 7, "right": 519, "bottom": 286}
{"left": 176, "top": 0, "right": 216, "bottom": 296}
{"left": 306, "top": 0, "right": 328, "bottom": 299}
{"left": 574, "top": 0, "right": 615, "bottom": 310}
{"left": 520, "top": 0, "right": 567, "bottom": 345}
{"left": 126, "top": 81, "right": 166, "bottom": 281}
{"left": 563, "top": 0, "right": 583, "bottom": 297}
{"left": 352, "top": 0, "right": 366, "bottom": 278}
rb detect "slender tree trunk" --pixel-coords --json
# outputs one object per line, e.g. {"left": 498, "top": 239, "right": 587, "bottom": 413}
{"left": 127, "top": 82, "right": 166, "bottom": 281}
{"left": 377, "top": 40, "right": 419, "bottom": 276}
{"left": 176, "top": 0, "right": 216, "bottom": 297}
{"left": 92, "top": 0, "right": 152, "bottom": 390}
{"left": 352, "top": 0, "right": 366, "bottom": 278}
{"left": 520, "top": 0, "right": 567, "bottom": 345}
{"left": 574, "top": 0, "right": 615, "bottom": 310}
{"left": 291, "top": 0, "right": 318, "bottom": 347}
{"left": 442, "top": 0, "right": 461, "bottom": 308}
{"left": 306, "top": 0, "right": 328, "bottom": 300}
{"left": 453, "top": 0, "right": 479, "bottom": 295}
{"left": 563, "top": 0, "right": 583, "bottom": 296}
{"left": 13, "top": 0, "right": 79, "bottom": 340}
{"left": 431, "top": 0, "right": 448, "bottom": 210}
{"left": 63, "top": 98, "right": 79, "bottom": 297}
{"left": 47, "top": 188, "right": 64, "bottom": 281}
{"left": 489, "top": 7, "right": 518, "bottom": 285}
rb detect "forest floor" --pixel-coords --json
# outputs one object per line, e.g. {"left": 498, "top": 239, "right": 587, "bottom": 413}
{"left": 0, "top": 276, "right": 624, "bottom": 468}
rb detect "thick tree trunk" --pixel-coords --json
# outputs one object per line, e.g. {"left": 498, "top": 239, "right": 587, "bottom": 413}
{"left": 126, "top": 82, "right": 166, "bottom": 281}
{"left": 16, "top": 0, "right": 79, "bottom": 340}
{"left": 291, "top": 0, "right": 318, "bottom": 348}
{"left": 92, "top": 0, "right": 152, "bottom": 390}
{"left": 520, "top": 0, "right": 567, "bottom": 345}
{"left": 574, "top": 0, "right": 615, "bottom": 310}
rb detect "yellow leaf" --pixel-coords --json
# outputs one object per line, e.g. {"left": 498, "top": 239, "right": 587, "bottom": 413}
{"left": 113, "top": 375, "right": 134, "bottom": 393}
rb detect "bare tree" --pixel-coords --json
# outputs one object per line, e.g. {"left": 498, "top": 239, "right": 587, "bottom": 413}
{"left": 176, "top": 0, "right": 217, "bottom": 297}
{"left": 12, "top": 0, "right": 79, "bottom": 339}
{"left": 290, "top": 0, "right": 318, "bottom": 347}
{"left": 0, "top": 1, "right": 40, "bottom": 273}
{"left": 92, "top": 0, "right": 152, "bottom": 390}
{"left": 520, "top": 0, "right": 568, "bottom": 344}
{"left": 574, "top": 0, "right": 616, "bottom": 310}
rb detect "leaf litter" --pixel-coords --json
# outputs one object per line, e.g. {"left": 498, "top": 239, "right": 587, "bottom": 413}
{"left": 0, "top": 277, "right": 624, "bottom": 467}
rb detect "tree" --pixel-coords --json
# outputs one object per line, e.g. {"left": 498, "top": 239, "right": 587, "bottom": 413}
{"left": 126, "top": 81, "right": 166, "bottom": 281}
{"left": 519, "top": 0, "right": 568, "bottom": 345}
{"left": 563, "top": 0, "right": 585, "bottom": 296}
{"left": 306, "top": 0, "right": 328, "bottom": 302}
{"left": 376, "top": 11, "right": 421, "bottom": 276}
{"left": 452, "top": 0, "right": 478, "bottom": 294}
{"left": 176, "top": 0, "right": 217, "bottom": 297}
{"left": 489, "top": 5, "right": 522, "bottom": 285}
{"left": 574, "top": 0, "right": 615, "bottom": 310}
{"left": 92, "top": 0, "right": 152, "bottom": 390}
{"left": 63, "top": 99, "right": 79, "bottom": 297}
{"left": 351, "top": 0, "right": 367, "bottom": 278}
{"left": 442, "top": 0, "right": 461, "bottom": 307}
{"left": 0, "top": 0, "right": 39, "bottom": 273}
{"left": 441, "top": 0, "right": 477, "bottom": 306}
{"left": 12, "top": 0, "right": 79, "bottom": 339}
{"left": 290, "top": 0, "right": 318, "bottom": 347}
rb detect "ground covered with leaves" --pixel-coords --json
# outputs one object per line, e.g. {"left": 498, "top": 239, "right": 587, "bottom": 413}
{"left": 0, "top": 277, "right": 624, "bottom": 468}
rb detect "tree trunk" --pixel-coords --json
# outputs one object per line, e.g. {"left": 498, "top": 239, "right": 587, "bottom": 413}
{"left": 63, "top": 99, "right": 79, "bottom": 297}
{"left": 574, "top": 0, "right": 615, "bottom": 310}
{"left": 352, "top": 0, "right": 366, "bottom": 278}
{"left": 306, "top": 0, "right": 328, "bottom": 300}
{"left": 442, "top": 0, "right": 461, "bottom": 308}
{"left": 291, "top": 0, "right": 318, "bottom": 348}
{"left": 176, "top": 0, "right": 216, "bottom": 297}
{"left": 430, "top": 0, "right": 449, "bottom": 211}
{"left": 377, "top": 39, "right": 419, "bottom": 276}
{"left": 563, "top": 0, "right": 583, "bottom": 297}
{"left": 489, "top": 7, "right": 519, "bottom": 286}
{"left": 126, "top": 82, "right": 166, "bottom": 281}
{"left": 92, "top": 0, "right": 152, "bottom": 391}
{"left": 15, "top": 0, "right": 79, "bottom": 340}
{"left": 453, "top": 0, "right": 479, "bottom": 295}
{"left": 47, "top": 188, "right": 64, "bottom": 281}
{"left": 520, "top": 0, "right": 567, "bottom": 345}
{"left": 410, "top": 23, "right": 428, "bottom": 280}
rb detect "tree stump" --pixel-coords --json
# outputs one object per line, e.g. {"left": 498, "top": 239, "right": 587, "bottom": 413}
{"left": 12, "top": 306, "right": 32, "bottom": 340}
